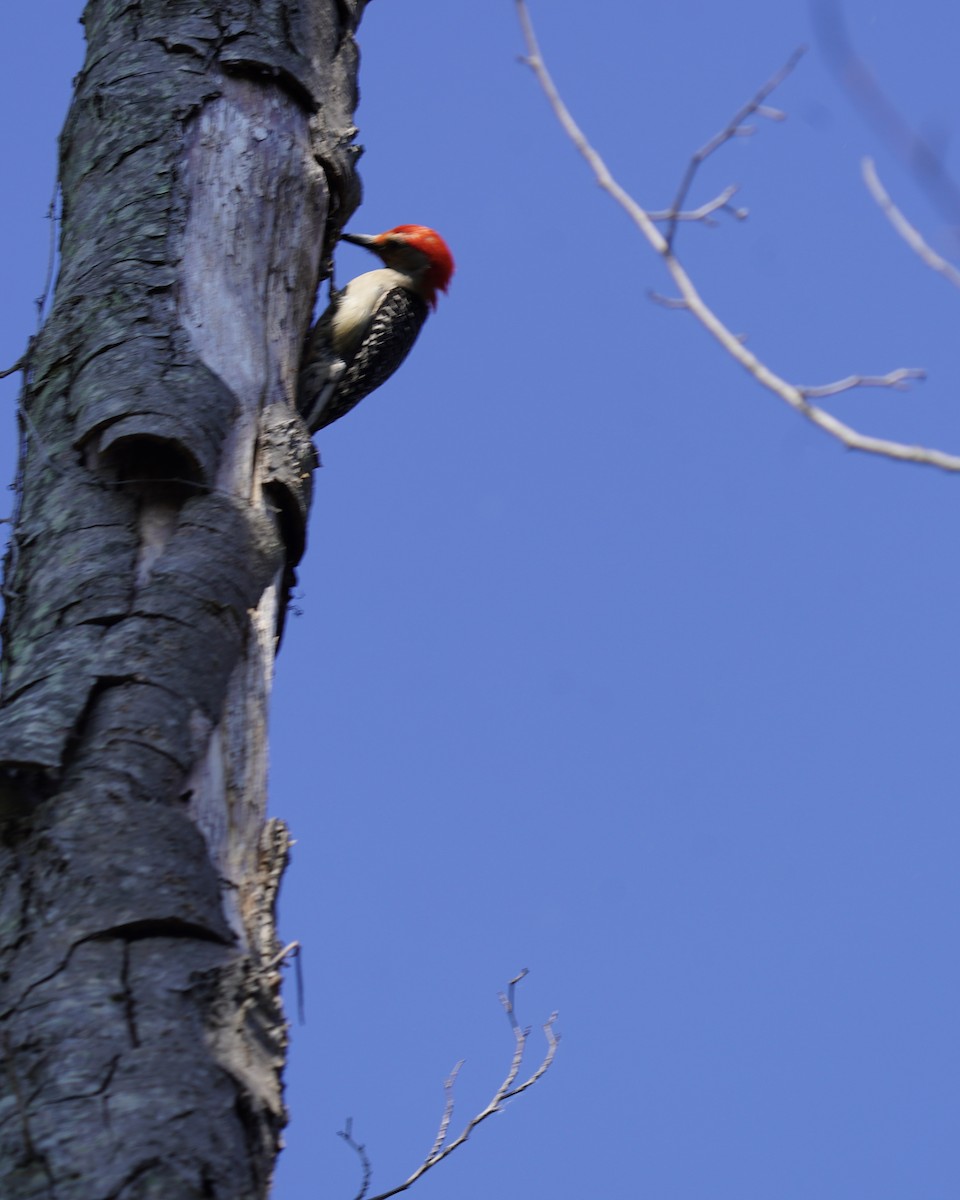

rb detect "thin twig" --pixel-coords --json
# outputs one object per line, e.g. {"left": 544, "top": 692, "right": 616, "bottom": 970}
{"left": 799, "top": 368, "right": 926, "bottom": 399}
{"left": 1, "top": 183, "right": 58, "bottom": 385}
{"left": 647, "top": 184, "right": 748, "bottom": 227}
{"left": 35, "top": 182, "right": 60, "bottom": 328}
{"left": 648, "top": 291, "right": 690, "bottom": 311}
{"left": 267, "top": 940, "right": 305, "bottom": 1024}
{"left": 662, "top": 47, "right": 806, "bottom": 250}
{"left": 516, "top": 1, "right": 960, "bottom": 474}
{"left": 338, "top": 1118, "right": 373, "bottom": 1200}
{"left": 426, "top": 1060, "right": 463, "bottom": 1161}
{"left": 0, "top": 355, "right": 26, "bottom": 381}
{"left": 1, "top": 184, "right": 60, "bottom": 387}
{"left": 862, "top": 157, "right": 960, "bottom": 290}
{"left": 340, "top": 971, "right": 559, "bottom": 1200}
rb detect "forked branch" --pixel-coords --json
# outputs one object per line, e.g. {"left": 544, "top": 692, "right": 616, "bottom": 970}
{"left": 516, "top": 1, "right": 960, "bottom": 474}
{"left": 338, "top": 970, "right": 559, "bottom": 1200}
{"left": 662, "top": 47, "right": 805, "bottom": 250}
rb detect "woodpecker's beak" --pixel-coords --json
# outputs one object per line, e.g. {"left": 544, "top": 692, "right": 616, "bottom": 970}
{"left": 340, "top": 232, "right": 378, "bottom": 248}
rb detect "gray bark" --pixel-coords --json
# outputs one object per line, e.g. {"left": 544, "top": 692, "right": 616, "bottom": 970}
{"left": 0, "top": 1, "right": 362, "bottom": 1195}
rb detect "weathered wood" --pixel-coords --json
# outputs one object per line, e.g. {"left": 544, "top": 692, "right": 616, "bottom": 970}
{"left": 0, "top": 2, "right": 362, "bottom": 1194}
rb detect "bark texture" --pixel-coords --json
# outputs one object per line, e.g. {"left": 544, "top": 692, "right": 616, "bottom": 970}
{"left": 0, "top": 1, "right": 363, "bottom": 1195}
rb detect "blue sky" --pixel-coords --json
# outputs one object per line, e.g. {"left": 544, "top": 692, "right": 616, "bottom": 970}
{"left": 3, "top": 2, "right": 960, "bottom": 1197}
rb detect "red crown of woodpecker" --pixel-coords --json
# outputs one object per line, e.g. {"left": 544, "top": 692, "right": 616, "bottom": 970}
{"left": 346, "top": 224, "right": 455, "bottom": 310}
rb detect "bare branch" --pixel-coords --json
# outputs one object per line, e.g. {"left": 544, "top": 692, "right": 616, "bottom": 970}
{"left": 498, "top": 967, "right": 528, "bottom": 1027}
{"left": 813, "top": 0, "right": 960, "bottom": 231}
{"left": 2, "top": 187, "right": 58, "bottom": 380}
{"left": 647, "top": 292, "right": 690, "bottom": 311}
{"left": 0, "top": 355, "right": 26, "bottom": 381}
{"left": 647, "top": 185, "right": 748, "bottom": 227}
{"left": 338, "top": 1118, "right": 373, "bottom": 1200}
{"left": 862, "top": 157, "right": 960, "bottom": 290}
{"left": 516, "top": 1, "right": 960, "bottom": 474}
{"left": 426, "top": 1060, "right": 463, "bottom": 1161}
{"left": 341, "top": 972, "right": 559, "bottom": 1200}
{"left": 799, "top": 368, "right": 926, "bottom": 400}
{"left": 662, "top": 47, "right": 806, "bottom": 250}
{"left": 494, "top": 969, "right": 562, "bottom": 1099}
{"left": 2, "top": 185, "right": 58, "bottom": 379}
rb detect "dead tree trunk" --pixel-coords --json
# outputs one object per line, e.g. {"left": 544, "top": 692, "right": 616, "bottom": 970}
{"left": 0, "top": 2, "right": 362, "bottom": 1195}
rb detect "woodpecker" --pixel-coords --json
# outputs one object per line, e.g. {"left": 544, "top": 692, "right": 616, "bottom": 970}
{"left": 297, "top": 224, "right": 455, "bottom": 433}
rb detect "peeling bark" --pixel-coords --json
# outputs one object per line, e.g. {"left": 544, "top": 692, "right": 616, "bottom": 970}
{"left": 0, "top": 2, "right": 362, "bottom": 1195}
